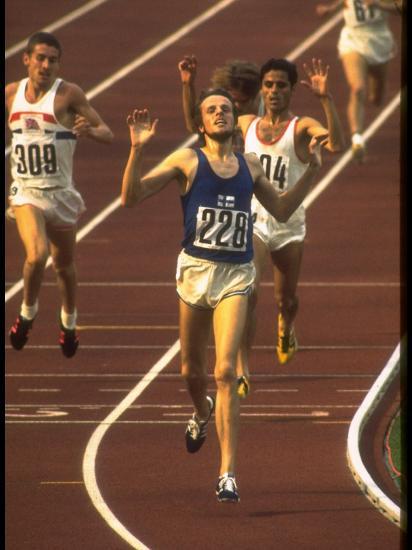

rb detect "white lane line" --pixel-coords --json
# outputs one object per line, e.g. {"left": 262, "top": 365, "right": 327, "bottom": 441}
{"left": 4, "top": 343, "right": 395, "bottom": 351}
{"left": 165, "top": 411, "right": 331, "bottom": 418}
{"left": 85, "top": 0, "right": 239, "bottom": 101}
{"left": 18, "top": 388, "right": 61, "bottom": 392}
{"left": 7, "top": 420, "right": 186, "bottom": 424}
{"left": 4, "top": 373, "right": 378, "bottom": 379}
{"left": 5, "top": 280, "right": 400, "bottom": 287}
{"left": 82, "top": 339, "right": 180, "bottom": 550}
{"left": 76, "top": 325, "right": 179, "bottom": 331}
{"left": 314, "top": 421, "right": 351, "bottom": 425}
{"left": 255, "top": 389, "right": 299, "bottom": 393}
{"left": 5, "top": 376, "right": 379, "bottom": 380}
{"left": 5, "top": 422, "right": 187, "bottom": 426}
{"left": 6, "top": 410, "right": 68, "bottom": 418}
{"left": 3, "top": 403, "right": 359, "bottom": 409}
{"left": 287, "top": 12, "right": 343, "bottom": 61}
{"left": 8, "top": 419, "right": 353, "bottom": 425}
{"left": 253, "top": 345, "right": 393, "bottom": 350}
{"left": 98, "top": 389, "right": 132, "bottom": 392}
{"left": 40, "top": 481, "right": 84, "bottom": 485}
{"left": 242, "top": 412, "right": 330, "bottom": 417}
{"left": 303, "top": 91, "right": 401, "bottom": 208}
{"left": 5, "top": 0, "right": 112, "bottom": 59}
{"left": 337, "top": 389, "right": 368, "bottom": 393}
{"left": 165, "top": 404, "right": 357, "bottom": 411}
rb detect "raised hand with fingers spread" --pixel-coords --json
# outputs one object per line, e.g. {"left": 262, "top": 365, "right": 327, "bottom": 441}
{"left": 127, "top": 109, "right": 159, "bottom": 149}
{"left": 301, "top": 58, "right": 331, "bottom": 99}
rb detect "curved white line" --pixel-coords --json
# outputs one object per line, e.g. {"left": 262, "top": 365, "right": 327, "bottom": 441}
{"left": 82, "top": 340, "right": 180, "bottom": 550}
{"left": 347, "top": 343, "right": 403, "bottom": 527}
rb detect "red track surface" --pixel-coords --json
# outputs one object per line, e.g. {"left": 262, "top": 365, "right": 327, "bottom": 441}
{"left": 5, "top": 1, "right": 404, "bottom": 549}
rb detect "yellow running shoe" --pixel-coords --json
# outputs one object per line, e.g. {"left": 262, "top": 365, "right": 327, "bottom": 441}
{"left": 237, "top": 376, "right": 250, "bottom": 399}
{"left": 277, "top": 315, "right": 298, "bottom": 365}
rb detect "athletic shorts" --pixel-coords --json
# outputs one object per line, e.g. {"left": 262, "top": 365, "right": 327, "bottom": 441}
{"left": 338, "top": 23, "right": 396, "bottom": 65}
{"left": 176, "top": 250, "right": 255, "bottom": 310}
{"left": 8, "top": 182, "right": 86, "bottom": 228}
{"left": 252, "top": 197, "right": 306, "bottom": 252}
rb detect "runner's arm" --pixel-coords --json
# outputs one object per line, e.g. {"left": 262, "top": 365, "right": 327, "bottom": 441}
{"left": 178, "top": 55, "right": 198, "bottom": 134}
{"left": 68, "top": 83, "right": 114, "bottom": 143}
{"left": 300, "top": 58, "right": 345, "bottom": 153}
{"left": 121, "top": 108, "right": 185, "bottom": 206}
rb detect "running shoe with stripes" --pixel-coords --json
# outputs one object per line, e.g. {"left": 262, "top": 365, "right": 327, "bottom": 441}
{"left": 59, "top": 319, "right": 79, "bottom": 358}
{"left": 237, "top": 375, "right": 250, "bottom": 399}
{"left": 185, "top": 395, "right": 215, "bottom": 453}
{"left": 216, "top": 473, "right": 240, "bottom": 503}
{"left": 276, "top": 315, "right": 298, "bottom": 365}
{"left": 9, "top": 315, "right": 35, "bottom": 350}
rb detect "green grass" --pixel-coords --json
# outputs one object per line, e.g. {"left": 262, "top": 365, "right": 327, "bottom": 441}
{"left": 385, "top": 408, "right": 404, "bottom": 494}
{"left": 388, "top": 411, "right": 402, "bottom": 475}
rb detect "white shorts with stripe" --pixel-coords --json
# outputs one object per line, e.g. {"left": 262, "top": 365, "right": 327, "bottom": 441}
{"left": 176, "top": 250, "right": 255, "bottom": 310}
{"left": 252, "top": 199, "right": 306, "bottom": 252}
{"left": 8, "top": 181, "right": 86, "bottom": 228}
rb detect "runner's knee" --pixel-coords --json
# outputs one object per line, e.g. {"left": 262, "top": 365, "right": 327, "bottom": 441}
{"left": 215, "top": 361, "right": 237, "bottom": 387}
{"left": 25, "top": 247, "right": 48, "bottom": 269}
{"left": 350, "top": 84, "right": 366, "bottom": 103}
{"left": 181, "top": 361, "right": 207, "bottom": 383}
{"left": 52, "top": 261, "right": 75, "bottom": 277}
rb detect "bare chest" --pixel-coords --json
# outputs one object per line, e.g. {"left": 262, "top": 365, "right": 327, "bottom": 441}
{"left": 257, "top": 120, "right": 289, "bottom": 144}
{"left": 19, "top": 84, "right": 75, "bottom": 128}
{"left": 208, "top": 156, "right": 239, "bottom": 179}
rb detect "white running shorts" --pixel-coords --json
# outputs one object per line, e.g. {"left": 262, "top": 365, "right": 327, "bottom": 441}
{"left": 252, "top": 198, "right": 306, "bottom": 251}
{"left": 8, "top": 182, "right": 86, "bottom": 227}
{"left": 176, "top": 250, "right": 255, "bottom": 309}
{"left": 338, "top": 23, "right": 396, "bottom": 65}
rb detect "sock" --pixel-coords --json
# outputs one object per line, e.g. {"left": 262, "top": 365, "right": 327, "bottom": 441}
{"left": 61, "top": 307, "right": 77, "bottom": 330}
{"left": 351, "top": 132, "right": 364, "bottom": 146}
{"left": 20, "top": 300, "right": 38, "bottom": 321}
{"left": 220, "top": 472, "right": 235, "bottom": 479}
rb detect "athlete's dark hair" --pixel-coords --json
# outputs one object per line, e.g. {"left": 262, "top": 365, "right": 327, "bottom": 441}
{"left": 259, "top": 58, "right": 298, "bottom": 87}
{"left": 210, "top": 60, "right": 260, "bottom": 100}
{"left": 26, "top": 32, "right": 62, "bottom": 58}
{"left": 193, "top": 87, "right": 239, "bottom": 130}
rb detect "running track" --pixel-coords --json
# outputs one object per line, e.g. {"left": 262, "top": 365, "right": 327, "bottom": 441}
{"left": 5, "top": 1, "right": 404, "bottom": 548}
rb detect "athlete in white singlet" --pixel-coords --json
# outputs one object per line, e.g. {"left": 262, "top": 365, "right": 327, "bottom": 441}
{"left": 9, "top": 77, "right": 84, "bottom": 224}
{"left": 245, "top": 116, "right": 308, "bottom": 251}
{"left": 316, "top": 0, "right": 402, "bottom": 162}
{"left": 236, "top": 57, "right": 345, "bottom": 378}
{"left": 6, "top": 32, "right": 113, "bottom": 357}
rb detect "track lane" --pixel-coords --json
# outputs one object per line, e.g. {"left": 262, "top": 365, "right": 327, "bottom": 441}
{"left": 5, "top": 1, "right": 402, "bottom": 548}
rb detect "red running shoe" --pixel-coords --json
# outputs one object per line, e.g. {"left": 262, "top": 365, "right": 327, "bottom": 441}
{"left": 9, "top": 315, "right": 34, "bottom": 350}
{"left": 59, "top": 320, "right": 79, "bottom": 358}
